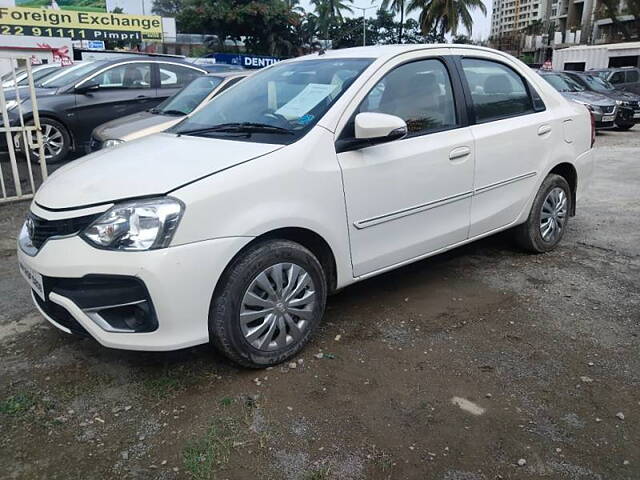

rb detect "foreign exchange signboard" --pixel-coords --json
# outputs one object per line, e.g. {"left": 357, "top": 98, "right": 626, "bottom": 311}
{"left": 0, "top": 7, "right": 163, "bottom": 42}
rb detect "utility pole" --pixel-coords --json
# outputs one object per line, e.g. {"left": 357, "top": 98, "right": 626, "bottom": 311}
{"left": 353, "top": 5, "right": 377, "bottom": 46}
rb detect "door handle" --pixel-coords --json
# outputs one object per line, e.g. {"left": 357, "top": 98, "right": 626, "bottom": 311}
{"left": 538, "top": 125, "right": 552, "bottom": 136}
{"left": 449, "top": 146, "right": 471, "bottom": 161}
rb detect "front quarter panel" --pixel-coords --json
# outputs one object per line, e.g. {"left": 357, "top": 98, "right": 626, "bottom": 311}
{"left": 170, "top": 127, "right": 353, "bottom": 288}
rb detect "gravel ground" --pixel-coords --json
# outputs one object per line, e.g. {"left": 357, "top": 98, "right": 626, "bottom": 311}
{"left": 0, "top": 131, "right": 638, "bottom": 480}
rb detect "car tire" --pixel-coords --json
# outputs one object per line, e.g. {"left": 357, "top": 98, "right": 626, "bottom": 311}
{"left": 17, "top": 117, "right": 71, "bottom": 164}
{"left": 209, "top": 239, "right": 327, "bottom": 368}
{"left": 515, "top": 174, "right": 572, "bottom": 253}
{"left": 615, "top": 122, "right": 634, "bottom": 131}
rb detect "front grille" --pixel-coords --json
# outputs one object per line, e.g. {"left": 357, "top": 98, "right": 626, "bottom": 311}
{"left": 602, "top": 105, "right": 616, "bottom": 114}
{"left": 28, "top": 213, "right": 98, "bottom": 249}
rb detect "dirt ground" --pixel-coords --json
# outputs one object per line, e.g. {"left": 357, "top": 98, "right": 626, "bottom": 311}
{"left": 1, "top": 131, "right": 638, "bottom": 480}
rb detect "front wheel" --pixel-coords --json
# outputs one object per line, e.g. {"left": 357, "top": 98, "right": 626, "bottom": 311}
{"left": 209, "top": 239, "right": 327, "bottom": 368}
{"left": 515, "top": 174, "right": 572, "bottom": 253}
{"left": 615, "top": 122, "right": 634, "bottom": 131}
{"left": 16, "top": 118, "right": 71, "bottom": 164}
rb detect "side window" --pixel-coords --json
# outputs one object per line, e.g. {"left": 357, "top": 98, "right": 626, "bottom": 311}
{"left": 461, "top": 58, "right": 533, "bottom": 122}
{"left": 626, "top": 70, "right": 639, "bottom": 83}
{"left": 159, "top": 64, "right": 202, "bottom": 89}
{"left": 609, "top": 71, "right": 625, "bottom": 84}
{"left": 358, "top": 59, "right": 458, "bottom": 136}
{"left": 94, "top": 63, "right": 151, "bottom": 89}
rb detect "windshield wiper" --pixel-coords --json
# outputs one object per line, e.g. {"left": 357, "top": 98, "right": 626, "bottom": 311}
{"left": 159, "top": 109, "right": 187, "bottom": 116}
{"left": 177, "top": 122, "right": 293, "bottom": 137}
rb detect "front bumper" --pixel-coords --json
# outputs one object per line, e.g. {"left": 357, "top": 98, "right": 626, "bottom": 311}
{"left": 18, "top": 234, "right": 252, "bottom": 351}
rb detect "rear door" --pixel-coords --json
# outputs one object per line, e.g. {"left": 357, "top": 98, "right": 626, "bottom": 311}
{"left": 336, "top": 51, "right": 475, "bottom": 276}
{"left": 74, "top": 62, "right": 155, "bottom": 144}
{"left": 623, "top": 69, "right": 640, "bottom": 94}
{"left": 455, "top": 53, "right": 553, "bottom": 237}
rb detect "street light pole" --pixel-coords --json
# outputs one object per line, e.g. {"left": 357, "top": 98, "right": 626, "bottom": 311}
{"left": 353, "top": 5, "right": 377, "bottom": 46}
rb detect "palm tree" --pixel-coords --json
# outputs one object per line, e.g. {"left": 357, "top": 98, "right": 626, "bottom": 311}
{"left": 382, "top": 0, "right": 406, "bottom": 43}
{"left": 311, "top": 0, "right": 354, "bottom": 39}
{"left": 406, "top": 0, "right": 487, "bottom": 37}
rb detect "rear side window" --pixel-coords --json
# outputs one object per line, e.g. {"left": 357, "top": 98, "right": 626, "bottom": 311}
{"left": 159, "top": 64, "right": 202, "bottom": 89}
{"left": 461, "top": 58, "right": 533, "bottom": 123}
{"left": 626, "top": 70, "right": 639, "bottom": 83}
{"left": 358, "top": 58, "right": 458, "bottom": 136}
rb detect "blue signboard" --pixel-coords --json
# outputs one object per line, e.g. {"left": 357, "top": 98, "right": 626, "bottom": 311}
{"left": 209, "top": 53, "right": 280, "bottom": 69}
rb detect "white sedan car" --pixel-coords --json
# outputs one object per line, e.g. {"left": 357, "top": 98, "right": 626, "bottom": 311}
{"left": 18, "top": 45, "right": 594, "bottom": 367}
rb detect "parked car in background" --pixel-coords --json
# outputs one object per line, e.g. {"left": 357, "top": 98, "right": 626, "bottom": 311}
{"left": 563, "top": 71, "right": 640, "bottom": 130}
{"left": 189, "top": 58, "right": 245, "bottom": 73}
{"left": 2, "top": 57, "right": 207, "bottom": 163}
{"left": 91, "top": 71, "right": 248, "bottom": 150}
{"left": 1, "top": 64, "right": 63, "bottom": 89}
{"left": 590, "top": 67, "right": 640, "bottom": 95}
{"left": 18, "top": 45, "right": 594, "bottom": 368}
{"left": 538, "top": 70, "right": 618, "bottom": 129}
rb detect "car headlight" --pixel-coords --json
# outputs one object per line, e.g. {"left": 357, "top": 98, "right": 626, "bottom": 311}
{"left": 81, "top": 197, "right": 184, "bottom": 251}
{"left": 5, "top": 100, "right": 19, "bottom": 111}
{"left": 103, "top": 139, "right": 124, "bottom": 148}
{"left": 615, "top": 100, "right": 630, "bottom": 106}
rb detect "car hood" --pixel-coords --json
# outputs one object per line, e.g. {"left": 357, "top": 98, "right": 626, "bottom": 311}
{"left": 605, "top": 90, "right": 640, "bottom": 102}
{"left": 2, "top": 87, "right": 58, "bottom": 101}
{"left": 93, "top": 110, "right": 182, "bottom": 142}
{"left": 561, "top": 91, "right": 615, "bottom": 106}
{"left": 35, "top": 133, "right": 283, "bottom": 210}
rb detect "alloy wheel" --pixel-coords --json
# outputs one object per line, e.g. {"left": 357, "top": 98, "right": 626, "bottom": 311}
{"left": 240, "top": 263, "right": 316, "bottom": 352}
{"left": 540, "top": 186, "right": 568, "bottom": 242}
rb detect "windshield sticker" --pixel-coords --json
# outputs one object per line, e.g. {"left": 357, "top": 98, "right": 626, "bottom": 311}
{"left": 275, "top": 83, "right": 339, "bottom": 120}
{"left": 297, "top": 113, "right": 315, "bottom": 125}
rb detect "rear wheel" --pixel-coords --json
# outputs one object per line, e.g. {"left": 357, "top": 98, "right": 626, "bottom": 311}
{"left": 209, "top": 239, "right": 327, "bottom": 368}
{"left": 515, "top": 174, "right": 572, "bottom": 253}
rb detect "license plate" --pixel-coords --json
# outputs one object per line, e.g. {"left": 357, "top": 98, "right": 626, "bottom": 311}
{"left": 19, "top": 261, "right": 45, "bottom": 300}
{"left": 602, "top": 115, "right": 614, "bottom": 122}
{"left": 634, "top": 113, "right": 640, "bottom": 118}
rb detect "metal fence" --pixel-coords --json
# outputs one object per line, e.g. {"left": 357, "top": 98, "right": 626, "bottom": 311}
{"left": 0, "top": 56, "right": 48, "bottom": 204}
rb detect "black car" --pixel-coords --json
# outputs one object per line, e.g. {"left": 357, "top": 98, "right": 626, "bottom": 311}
{"left": 1, "top": 57, "right": 207, "bottom": 163}
{"left": 564, "top": 71, "right": 640, "bottom": 130}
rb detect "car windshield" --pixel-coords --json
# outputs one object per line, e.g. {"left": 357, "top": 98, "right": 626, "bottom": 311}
{"left": 153, "top": 75, "right": 225, "bottom": 116}
{"left": 542, "top": 73, "right": 585, "bottom": 92}
{"left": 578, "top": 74, "right": 615, "bottom": 92}
{"left": 40, "top": 61, "right": 104, "bottom": 88}
{"left": 171, "top": 58, "right": 373, "bottom": 144}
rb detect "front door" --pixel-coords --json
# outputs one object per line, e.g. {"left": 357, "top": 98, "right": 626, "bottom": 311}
{"left": 336, "top": 56, "right": 475, "bottom": 277}
{"left": 73, "top": 62, "right": 156, "bottom": 145}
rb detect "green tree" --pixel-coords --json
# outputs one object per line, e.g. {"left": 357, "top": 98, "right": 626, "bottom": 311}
{"left": 406, "top": 0, "right": 487, "bottom": 37}
{"left": 381, "top": 0, "right": 406, "bottom": 43}
{"left": 152, "top": 0, "right": 183, "bottom": 16}
{"left": 310, "top": 0, "right": 354, "bottom": 39}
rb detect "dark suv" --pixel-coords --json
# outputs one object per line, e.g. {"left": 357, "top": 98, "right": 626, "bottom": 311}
{"left": 590, "top": 67, "right": 640, "bottom": 95}
{"left": 564, "top": 71, "right": 640, "bottom": 130}
{"left": 2, "top": 57, "right": 206, "bottom": 163}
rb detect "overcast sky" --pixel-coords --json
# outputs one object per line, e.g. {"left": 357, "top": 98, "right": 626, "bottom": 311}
{"left": 299, "top": 0, "right": 493, "bottom": 41}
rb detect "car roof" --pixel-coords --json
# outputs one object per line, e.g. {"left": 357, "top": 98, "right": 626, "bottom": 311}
{"left": 293, "top": 44, "right": 514, "bottom": 62}
{"left": 205, "top": 71, "right": 249, "bottom": 79}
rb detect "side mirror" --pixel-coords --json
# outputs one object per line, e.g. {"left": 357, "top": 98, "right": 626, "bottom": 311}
{"left": 355, "top": 112, "right": 407, "bottom": 141}
{"left": 75, "top": 80, "right": 100, "bottom": 94}
{"left": 336, "top": 112, "right": 407, "bottom": 153}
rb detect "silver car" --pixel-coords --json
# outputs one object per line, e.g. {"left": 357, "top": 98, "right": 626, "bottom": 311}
{"left": 91, "top": 71, "right": 248, "bottom": 150}
{"left": 538, "top": 71, "right": 618, "bottom": 129}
